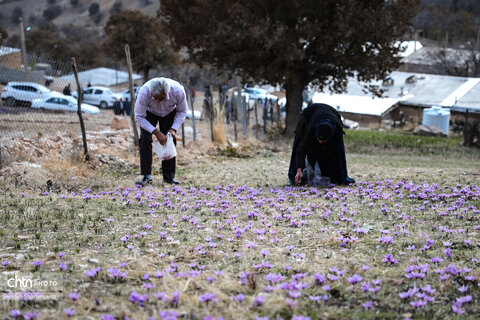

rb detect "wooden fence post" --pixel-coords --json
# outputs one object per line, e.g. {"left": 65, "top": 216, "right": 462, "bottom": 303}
{"left": 188, "top": 79, "right": 197, "bottom": 141}
{"left": 209, "top": 85, "right": 214, "bottom": 142}
{"left": 254, "top": 101, "right": 259, "bottom": 139}
{"left": 177, "top": 73, "right": 186, "bottom": 148}
{"left": 71, "top": 57, "right": 89, "bottom": 160}
{"left": 124, "top": 44, "right": 139, "bottom": 148}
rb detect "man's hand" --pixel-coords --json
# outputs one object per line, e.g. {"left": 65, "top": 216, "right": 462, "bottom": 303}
{"left": 168, "top": 128, "right": 176, "bottom": 139}
{"left": 295, "top": 168, "right": 303, "bottom": 185}
{"left": 153, "top": 128, "right": 167, "bottom": 145}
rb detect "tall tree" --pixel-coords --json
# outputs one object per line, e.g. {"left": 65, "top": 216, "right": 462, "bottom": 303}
{"left": 159, "top": 0, "right": 420, "bottom": 135}
{"left": 104, "top": 9, "right": 178, "bottom": 81}
{"left": 25, "top": 29, "right": 75, "bottom": 60}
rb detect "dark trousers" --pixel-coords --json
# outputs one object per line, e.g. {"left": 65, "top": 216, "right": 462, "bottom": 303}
{"left": 139, "top": 110, "right": 177, "bottom": 181}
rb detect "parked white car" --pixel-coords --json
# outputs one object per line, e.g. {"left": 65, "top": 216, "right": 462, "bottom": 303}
{"left": 232, "top": 91, "right": 255, "bottom": 110}
{"left": 31, "top": 95, "right": 100, "bottom": 114}
{"left": 186, "top": 109, "right": 201, "bottom": 120}
{"left": 243, "top": 87, "right": 278, "bottom": 104}
{"left": 1, "top": 81, "right": 53, "bottom": 107}
{"left": 121, "top": 86, "right": 139, "bottom": 102}
{"left": 72, "top": 86, "right": 117, "bottom": 109}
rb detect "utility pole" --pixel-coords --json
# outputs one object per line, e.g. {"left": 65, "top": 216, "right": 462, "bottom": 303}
{"left": 19, "top": 18, "right": 28, "bottom": 81}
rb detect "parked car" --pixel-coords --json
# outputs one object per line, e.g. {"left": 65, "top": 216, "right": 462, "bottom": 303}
{"left": 31, "top": 95, "right": 100, "bottom": 114}
{"left": 72, "top": 86, "right": 117, "bottom": 109}
{"left": 1, "top": 81, "right": 53, "bottom": 107}
{"left": 121, "top": 86, "right": 139, "bottom": 101}
{"left": 232, "top": 91, "right": 255, "bottom": 110}
{"left": 243, "top": 87, "right": 278, "bottom": 104}
{"left": 186, "top": 109, "right": 201, "bottom": 120}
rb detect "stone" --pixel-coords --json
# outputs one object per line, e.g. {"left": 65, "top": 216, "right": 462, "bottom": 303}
{"left": 412, "top": 124, "right": 447, "bottom": 137}
{"left": 110, "top": 117, "right": 130, "bottom": 130}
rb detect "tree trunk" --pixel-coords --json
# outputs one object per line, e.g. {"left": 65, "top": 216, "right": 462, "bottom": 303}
{"left": 284, "top": 72, "right": 306, "bottom": 137}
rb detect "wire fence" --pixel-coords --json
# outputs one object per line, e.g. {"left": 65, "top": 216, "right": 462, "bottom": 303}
{"left": 0, "top": 48, "right": 285, "bottom": 164}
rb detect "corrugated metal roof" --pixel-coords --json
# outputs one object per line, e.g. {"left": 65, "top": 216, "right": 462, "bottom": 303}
{"left": 312, "top": 71, "right": 480, "bottom": 116}
{"left": 401, "top": 47, "right": 474, "bottom": 68}
{"left": 61, "top": 67, "right": 142, "bottom": 87}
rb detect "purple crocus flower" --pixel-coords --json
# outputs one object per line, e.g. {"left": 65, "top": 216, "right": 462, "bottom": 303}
{"left": 25, "top": 311, "right": 40, "bottom": 319}
{"left": 458, "top": 285, "right": 468, "bottom": 293}
{"left": 253, "top": 295, "right": 266, "bottom": 307}
{"left": 382, "top": 253, "right": 398, "bottom": 264}
{"left": 233, "top": 293, "right": 244, "bottom": 302}
{"left": 348, "top": 274, "right": 363, "bottom": 284}
{"left": 199, "top": 292, "right": 217, "bottom": 304}
{"left": 171, "top": 291, "right": 181, "bottom": 306}
{"left": 312, "top": 273, "right": 326, "bottom": 284}
{"left": 68, "top": 292, "right": 81, "bottom": 301}
{"left": 291, "top": 316, "right": 311, "bottom": 320}
{"left": 410, "top": 300, "right": 427, "bottom": 308}
{"left": 32, "top": 260, "right": 43, "bottom": 267}
{"left": 64, "top": 309, "right": 76, "bottom": 317}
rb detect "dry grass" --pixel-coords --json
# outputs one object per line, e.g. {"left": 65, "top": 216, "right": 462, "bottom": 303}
{"left": 0, "top": 134, "right": 479, "bottom": 319}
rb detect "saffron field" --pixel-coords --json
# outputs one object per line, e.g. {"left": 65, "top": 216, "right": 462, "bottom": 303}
{"left": 0, "top": 134, "right": 479, "bottom": 320}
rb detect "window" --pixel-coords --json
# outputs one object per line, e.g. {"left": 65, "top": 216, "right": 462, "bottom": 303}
{"left": 94, "top": 89, "right": 103, "bottom": 94}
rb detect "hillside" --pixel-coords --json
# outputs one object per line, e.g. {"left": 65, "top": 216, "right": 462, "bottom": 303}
{"left": 0, "top": 0, "right": 159, "bottom": 37}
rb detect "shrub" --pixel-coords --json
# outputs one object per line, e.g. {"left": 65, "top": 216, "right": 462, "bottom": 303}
{"left": 43, "top": 5, "right": 63, "bottom": 21}
{"left": 92, "top": 12, "right": 103, "bottom": 24}
{"left": 88, "top": 2, "right": 100, "bottom": 16}
{"left": 110, "top": 0, "right": 122, "bottom": 14}
{"left": 70, "top": 0, "right": 79, "bottom": 6}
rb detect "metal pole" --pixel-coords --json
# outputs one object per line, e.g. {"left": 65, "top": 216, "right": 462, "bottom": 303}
{"left": 19, "top": 18, "right": 28, "bottom": 81}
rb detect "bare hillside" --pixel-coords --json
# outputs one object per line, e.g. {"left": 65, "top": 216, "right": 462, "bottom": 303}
{"left": 0, "top": 0, "right": 159, "bottom": 38}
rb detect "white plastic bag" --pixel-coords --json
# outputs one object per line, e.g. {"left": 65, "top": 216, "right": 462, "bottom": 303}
{"left": 154, "top": 132, "right": 177, "bottom": 160}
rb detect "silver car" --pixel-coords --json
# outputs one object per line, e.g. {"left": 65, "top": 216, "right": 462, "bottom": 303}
{"left": 72, "top": 86, "right": 118, "bottom": 109}
{"left": 31, "top": 95, "right": 100, "bottom": 114}
{"left": 1, "top": 81, "right": 52, "bottom": 107}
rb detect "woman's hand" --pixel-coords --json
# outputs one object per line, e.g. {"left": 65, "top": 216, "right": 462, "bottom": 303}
{"left": 295, "top": 168, "right": 303, "bottom": 185}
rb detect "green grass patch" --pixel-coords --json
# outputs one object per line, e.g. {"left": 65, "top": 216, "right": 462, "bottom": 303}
{"left": 344, "top": 130, "right": 478, "bottom": 157}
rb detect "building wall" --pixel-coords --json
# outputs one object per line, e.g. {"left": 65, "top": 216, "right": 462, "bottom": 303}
{"left": 340, "top": 112, "right": 380, "bottom": 128}
{"left": 0, "top": 51, "right": 22, "bottom": 69}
